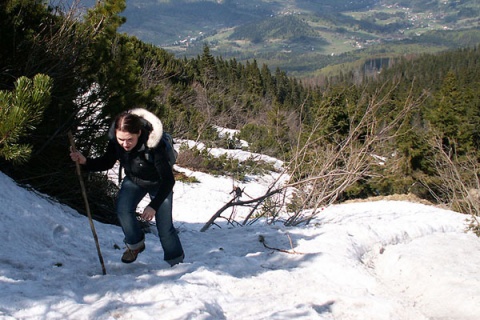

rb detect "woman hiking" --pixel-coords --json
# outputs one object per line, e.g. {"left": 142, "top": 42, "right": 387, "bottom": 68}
{"left": 70, "top": 108, "right": 184, "bottom": 266}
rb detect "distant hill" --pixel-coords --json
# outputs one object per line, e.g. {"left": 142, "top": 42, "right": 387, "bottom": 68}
{"left": 228, "top": 15, "right": 321, "bottom": 43}
{"left": 67, "top": 0, "right": 480, "bottom": 77}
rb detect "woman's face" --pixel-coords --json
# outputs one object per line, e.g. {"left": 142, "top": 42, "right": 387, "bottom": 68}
{"left": 116, "top": 130, "right": 141, "bottom": 151}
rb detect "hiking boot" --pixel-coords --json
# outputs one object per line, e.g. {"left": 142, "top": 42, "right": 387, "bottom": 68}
{"left": 121, "top": 243, "right": 145, "bottom": 263}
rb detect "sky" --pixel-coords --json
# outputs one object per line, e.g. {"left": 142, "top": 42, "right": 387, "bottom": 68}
{"left": 1, "top": 137, "right": 479, "bottom": 320}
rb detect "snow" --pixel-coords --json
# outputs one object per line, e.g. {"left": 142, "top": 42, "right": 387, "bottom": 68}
{"left": 1, "top": 146, "right": 480, "bottom": 319}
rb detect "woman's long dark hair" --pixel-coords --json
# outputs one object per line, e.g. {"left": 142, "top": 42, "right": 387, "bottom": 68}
{"left": 114, "top": 111, "right": 143, "bottom": 134}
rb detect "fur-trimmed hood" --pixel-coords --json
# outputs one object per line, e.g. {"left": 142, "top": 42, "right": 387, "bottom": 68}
{"left": 130, "top": 108, "right": 163, "bottom": 148}
{"left": 109, "top": 108, "right": 163, "bottom": 149}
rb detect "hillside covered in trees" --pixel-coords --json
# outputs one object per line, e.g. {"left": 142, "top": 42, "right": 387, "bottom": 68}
{"left": 1, "top": 0, "right": 479, "bottom": 232}
{"left": 108, "top": 0, "right": 480, "bottom": 78}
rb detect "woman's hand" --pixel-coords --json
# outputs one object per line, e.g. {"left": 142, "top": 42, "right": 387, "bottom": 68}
{"left": 69, "top": 147, "right": 87, "bottom": 165}
{"left": 142, "top": 206, "right": 156, "bottom": 221}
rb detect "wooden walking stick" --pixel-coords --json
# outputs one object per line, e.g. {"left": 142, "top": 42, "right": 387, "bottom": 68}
{"left": 68, "top": 131, "right": 107, "bottom": 275}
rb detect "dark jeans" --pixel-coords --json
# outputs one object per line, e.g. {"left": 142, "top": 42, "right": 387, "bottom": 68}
{"left": 116, "top": 177, "right": 184, "bottom": 265}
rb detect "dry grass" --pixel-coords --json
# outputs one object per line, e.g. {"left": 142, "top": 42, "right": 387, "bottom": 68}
{"left": 344, "top": 193, "right": 436, "bottom": 206}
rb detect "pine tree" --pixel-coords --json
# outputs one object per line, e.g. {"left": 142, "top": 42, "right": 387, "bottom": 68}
{"left": 78, "top": 0, "right": 150, "bottom": 120}
{"left": 199, "top": 44, "right": 218, "bottom": 85}
{"left": 429, "top": 72, "right": 467, "bottom": 155}
{"left": 0, "top": 74, "right": 52, "bottom": 163}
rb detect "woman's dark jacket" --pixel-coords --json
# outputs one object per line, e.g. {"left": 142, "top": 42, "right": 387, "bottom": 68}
{"left": 83, "top": 109, "right": 175, "bottom": 211}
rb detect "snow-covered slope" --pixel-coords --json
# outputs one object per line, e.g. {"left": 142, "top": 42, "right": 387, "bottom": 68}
{"left": 0, "top": 148, "right": 479, "bottom": 319}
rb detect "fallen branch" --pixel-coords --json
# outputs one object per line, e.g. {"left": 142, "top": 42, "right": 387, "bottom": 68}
{"left": 200, "top": 188, "right": 283, "bottom": 232}
{"left": 258, "top": 235, "right": 303, "bottom": 255}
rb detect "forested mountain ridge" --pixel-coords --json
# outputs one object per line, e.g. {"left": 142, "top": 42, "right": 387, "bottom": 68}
{"left": 1, "top": 0, "right": 479, "bottom": 230}
{"left": 65, "top": 0, "right": 480, "bottom": 77}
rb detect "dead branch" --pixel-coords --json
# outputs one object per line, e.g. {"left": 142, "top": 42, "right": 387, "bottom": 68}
{"left": 423, "top": 133, "right": 480, "bottom": 234}
{"left": 200, "top": 188, "right": 283, "bottom": 232}
{"left": 258, "top": 235, "right": 304, "bottom": 255}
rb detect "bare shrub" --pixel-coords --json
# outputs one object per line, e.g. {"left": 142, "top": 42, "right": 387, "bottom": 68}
{"left": 277, "top": 84, "right": 423, "bottom": 226}
{"left": 422, "top": 135, "right": 480, "bottom": 235}
{"left": 176, "top": 145, "right": 205, "bottom": 170}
